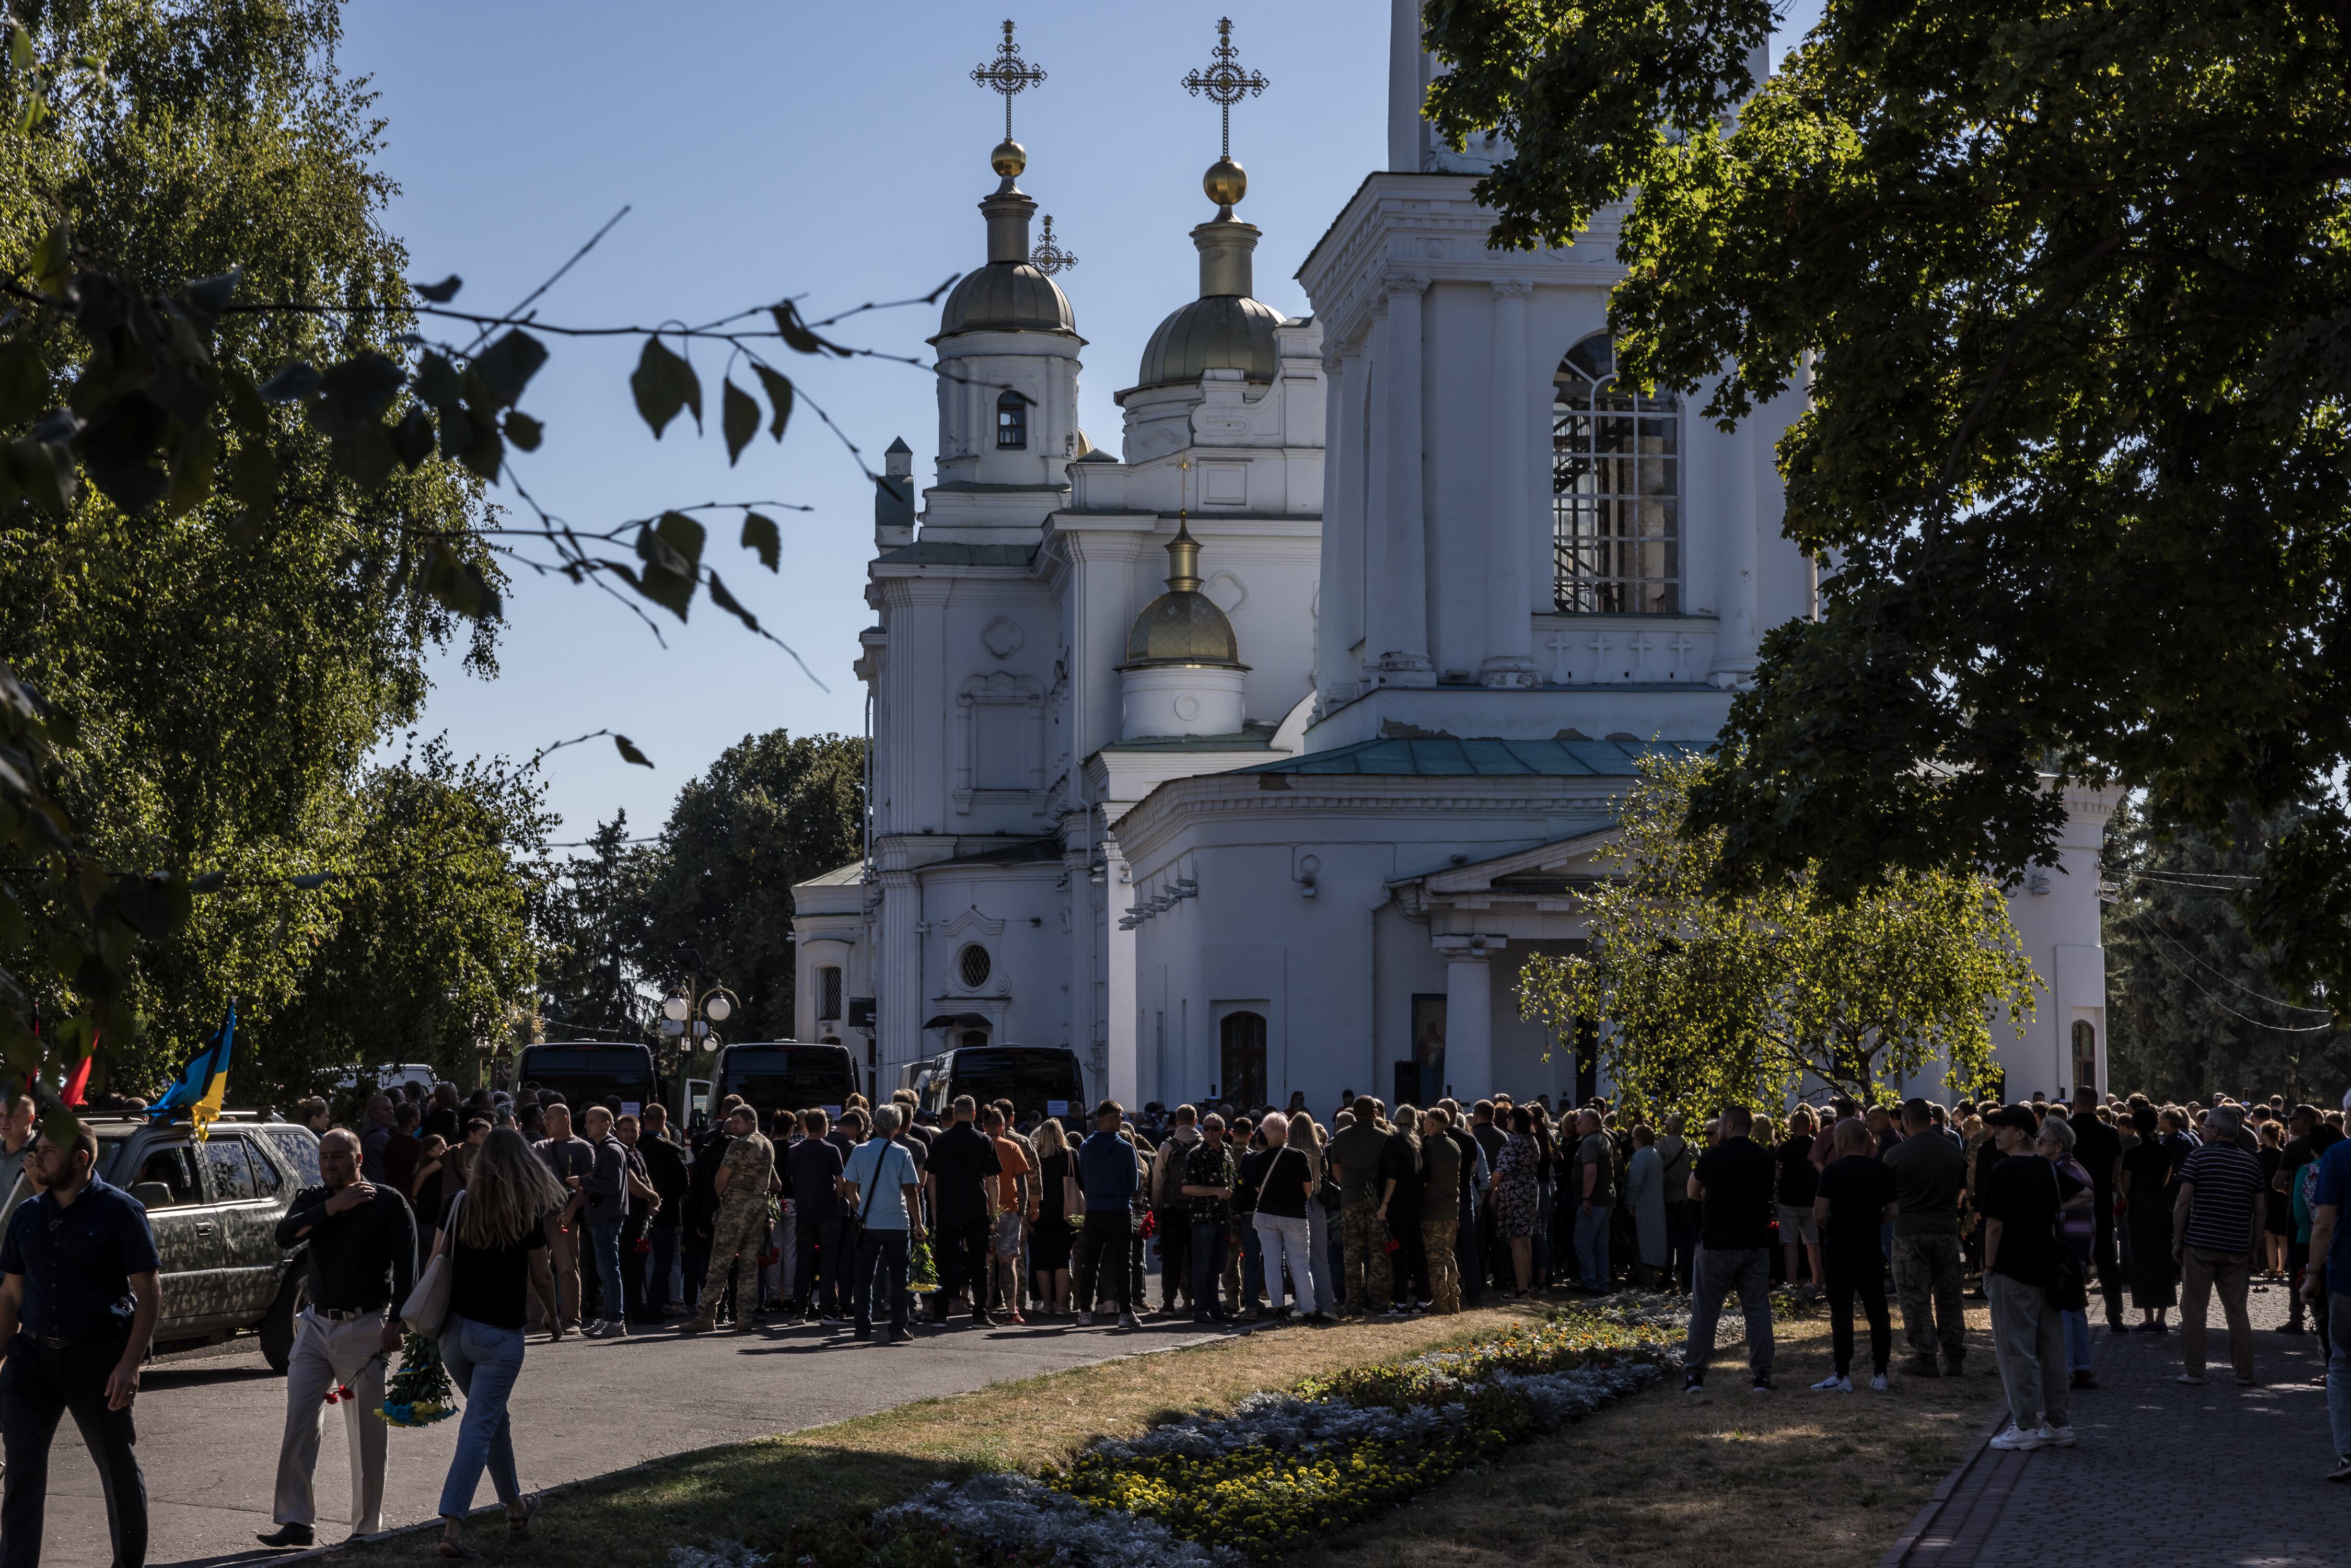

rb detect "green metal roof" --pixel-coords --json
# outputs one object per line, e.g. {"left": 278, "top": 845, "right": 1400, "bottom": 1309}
{"left": 1237, "top": 737, "right": 1685, "bottom": 777}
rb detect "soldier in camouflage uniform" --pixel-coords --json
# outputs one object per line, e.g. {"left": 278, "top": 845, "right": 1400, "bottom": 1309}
{"left": 1329, "top": 1096, "right": 1393, "bottom": 1317}
{"left": 688, "top": 1105, "right": 775, "bottom": 1332}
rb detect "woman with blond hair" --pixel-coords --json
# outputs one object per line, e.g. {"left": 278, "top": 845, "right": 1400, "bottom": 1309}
{"left": 429, "top": 1126, "right": 563, "bottom": 1560}
{"left": 1029, "top": 1116, "right": 1075, "bottom": 1315}
{"left": 1288, "top": 1111, "right": 1339, "bottom": 1319}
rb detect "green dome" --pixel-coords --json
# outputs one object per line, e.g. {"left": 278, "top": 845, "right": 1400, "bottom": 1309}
{"left": 1135, "top": 295, "right": 1281, "bottom": 388}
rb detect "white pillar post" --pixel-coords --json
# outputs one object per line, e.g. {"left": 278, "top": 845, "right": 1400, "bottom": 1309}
{"left": 1444, "top": 946, "right": 1493, "bottom": 1103}
{"left": 1315, "top": 348, "right": 1366, "bottom": 716}
{"left": 1482, "top": 280, "right": 1539, "bottom": 687}
{"left": 1710, "top": 411, "right": 1760, "bottom": 687}
{"left": 1388, "top": 0, "right": 1425, "bottom": 172}
{"left": 1103, "top": 841, "right": 1138, "bottom": 1109}
{"left": 1372, "top": 272, "right": 1435, "bottom": 685}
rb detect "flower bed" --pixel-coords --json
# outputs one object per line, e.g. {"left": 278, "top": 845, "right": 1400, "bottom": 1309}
{"left": 762, "top": 1306, "right": 1676, "bottom": 1567}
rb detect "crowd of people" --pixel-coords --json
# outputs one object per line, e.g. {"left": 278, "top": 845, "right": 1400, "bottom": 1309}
{"left": 6, "top": 1072, "right": 2351, "bottom": 1566}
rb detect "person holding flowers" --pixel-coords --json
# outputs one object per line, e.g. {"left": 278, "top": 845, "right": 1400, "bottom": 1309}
{"left": 429, "top": 1126, "right": 563, "bottom": 1560}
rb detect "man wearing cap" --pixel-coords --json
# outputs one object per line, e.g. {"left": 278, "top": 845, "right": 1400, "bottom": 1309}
{"left": 1979, "top": 1102, "right": 2090, "bottom": 1450}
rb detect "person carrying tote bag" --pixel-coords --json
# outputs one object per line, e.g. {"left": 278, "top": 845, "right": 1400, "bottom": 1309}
{"left": 427, "top": 1128, "right": 563, "bottom": 1560}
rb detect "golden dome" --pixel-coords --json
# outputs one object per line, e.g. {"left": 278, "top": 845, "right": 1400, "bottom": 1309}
{"left": 992, "top": 139, "right": 1027, "bottom": 179}
{"left": 1203, "top": 156, "right": 1247, "bottom": 212}
{"left": 937, "top": 263, "right": 1076, "bottom": 336}
{"left": 1119, "top": 523, "right": 1247, "bottom": 670}
{"left": 1135, "top": 295, "right": 1281, "bottom": 388}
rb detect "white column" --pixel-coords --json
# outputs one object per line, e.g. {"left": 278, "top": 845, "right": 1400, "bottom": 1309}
{"left": 1317, "top": 347, "right": 1366, "bottom": 715}
{"left": 1103, "top": 841, "right": 1138, "bottom": 1109}
{"left": 879, "top": 870, "right": 923, "bottom": 1078}
{"left": 1482, "top": 280, "right": 1539, "bottom": 687}
{"left": 1388, "top": 0, "right": 1425, "bottom": 172}
{"left": 1444, "top": 951, "right": 1492, "bottom": 1103}
{"left": 1710, "top": 412, "right": 1760, "bottom": 687}
{"left": 1372, "top": 273, "right": 1435, "bottom": 684}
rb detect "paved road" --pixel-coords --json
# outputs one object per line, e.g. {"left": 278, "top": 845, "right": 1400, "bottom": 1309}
{"left": 35, "top": 1312, "right": 1236, "bottom": 1568}
{"left": 1891, "top": 1276, "right": 2350, "bottom": 1566}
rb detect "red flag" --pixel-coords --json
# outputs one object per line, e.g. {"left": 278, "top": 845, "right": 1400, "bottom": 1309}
{"left": 62, "top": 1033, "right": 97, "bottom": 1106}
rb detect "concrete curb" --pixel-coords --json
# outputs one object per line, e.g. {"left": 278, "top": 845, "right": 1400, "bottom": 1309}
{"left": 1875, "top": 1403, "right": 2010, "bottom": 1568}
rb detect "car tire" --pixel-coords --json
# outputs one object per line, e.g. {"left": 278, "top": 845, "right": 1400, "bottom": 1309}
{"left": 260, "top": 1269, "right": 307, "bottom": 1373}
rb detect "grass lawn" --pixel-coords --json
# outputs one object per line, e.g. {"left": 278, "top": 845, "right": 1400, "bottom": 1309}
{"left": 322, "top": 1304, "right": 1562, "bottom": 1567}
{"left": 1281, "top": 1305, "right": 2006, "bottom": 1568}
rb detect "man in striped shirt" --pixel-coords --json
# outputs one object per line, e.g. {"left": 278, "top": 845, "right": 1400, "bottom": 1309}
{"left": 2173, "top": 1105, "right": 2267, "bottom": 1387}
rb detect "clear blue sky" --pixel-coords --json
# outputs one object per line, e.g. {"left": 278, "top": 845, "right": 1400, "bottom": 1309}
{"left": 337, "top": 1, "right": 1818, "bottom": 845}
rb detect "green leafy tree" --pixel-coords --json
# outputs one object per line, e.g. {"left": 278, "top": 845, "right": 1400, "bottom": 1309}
{"left": 2104, "top": 797, "right": 2351, "bottom": 1105}
{"left": 0, "top": 0, "right": 497, "bottom": 1096}
{"left": 254, "top": 738, "right": 551, "bottom": 1101}
{"left": 1517, "top": 754, "right": 2037, "bottom": 1121}
{"left": 536, "top": 812, "right": 655, "bottom": 1044}
{"left": 1419, "top": 1, "right": 2351, "bottom": 1004}
{"left": 632, "top": 731, "right": 865, "bottom": 1043}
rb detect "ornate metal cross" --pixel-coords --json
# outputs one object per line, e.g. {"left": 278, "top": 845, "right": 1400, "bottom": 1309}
{"left": 1029, "top": 215, "right": 1077, "bottom": 276}
{"left": 971, "top": 19, "right": 1046, "bottom": 143}
{"left": 1181, "top": 17, "right": 1268, "bottom": 159}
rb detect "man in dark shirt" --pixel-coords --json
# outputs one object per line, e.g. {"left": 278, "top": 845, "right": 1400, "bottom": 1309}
{"left": 1377, "top": 1116, "right": 1425, "bottom": 1313}
{"left": 263, "top": 1126, "right": 417, "bottom": 1546}
{"left": 1980, "top": 1104, "right": 2087, "bottom": 1448}
{"left": 1813, "top": 1119, "right": 1899, "bottom": 1390}
{"left": 1328, "top": 1100, "right": 1393, "bottom": 1318}
{"left": 1181, "top": 1113, "right": 1239, "bottom": 1322}
{"left": 1886, "top": 1098, "right": 1970, "bottom": 1376}
{"left": 1469, "top": 1101, "right": 1507, "bottom": 1296}
{"left": 637, "top": 1107, "right": 690, "bottom": 1318}
{"left": 1683, "top": 1104, "right": 1777, "bottom": 1393}
{"left": 787, "top": 1108, "right": 847, "bottom": 1320}
{"left": 923, "top": 1096, "right": 1002, "bottom": 1327}
{"left": 2060, "top": 1093, "right": 2125, "bottom": 1331}
{"left": 0, "top": 1120, "right": 162, "bottom": 1568}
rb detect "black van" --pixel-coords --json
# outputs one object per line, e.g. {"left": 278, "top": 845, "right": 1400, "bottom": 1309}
{"left": 903, "top": 1045, "right": 1086, "bottom": 1125}
{"left": 513, "top": 1041, "right": 662, "bottom": 1117}
{"left": 716, "top": 1041, "right": 857, "bottom": 1122}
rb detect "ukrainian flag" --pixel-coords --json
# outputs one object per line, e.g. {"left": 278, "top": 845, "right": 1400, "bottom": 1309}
{"left": 150, "top": 1001, "right": 236, "bottom": 1140}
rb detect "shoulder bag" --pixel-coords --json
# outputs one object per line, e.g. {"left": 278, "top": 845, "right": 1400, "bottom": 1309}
{"left": 400, "top": 1190, "right": 463, "bottom": 1338}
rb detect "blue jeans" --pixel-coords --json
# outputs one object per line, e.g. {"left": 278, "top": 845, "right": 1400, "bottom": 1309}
{"left": 2064, "top": 1307, "right": 2093, "bottom": 1374}
{"left": 588, "top": 1218, "right": 625, "bottom": 1325}
{"left": 855, "top": 1228, "right": 910, "bottom": 1338}
{"left": 1574, "top": 1202, "right": 1613, "bottom": 1292}
{"left": 1305, "top": 1204, "right": 1336, "bottom": 1319}
{"left": 437, "top": 1315, "right": 525, "bottom": 1521}
{"left": 1241, "top": 1218, "right": 1266, "bottom": 1308}
{"left": 2327, "top": 1290, "right": 2351, "bottom": 1457}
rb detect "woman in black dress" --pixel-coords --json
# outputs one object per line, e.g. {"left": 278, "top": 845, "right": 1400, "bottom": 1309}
{"left": 2117, "top": 1104, "right": 2176, "bottom": 1330}
{"left": 1028, "top": 1117, "right": 1075, "bottom": 1315}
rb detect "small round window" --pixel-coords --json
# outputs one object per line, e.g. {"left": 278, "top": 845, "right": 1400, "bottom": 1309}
{"left": 958, "top": 944, "right": 992, "bottom": 989}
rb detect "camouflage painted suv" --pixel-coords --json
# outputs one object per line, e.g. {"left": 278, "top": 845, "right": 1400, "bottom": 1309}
{"left": 6, "top": 1110, "right": 321, "bottom": 1370}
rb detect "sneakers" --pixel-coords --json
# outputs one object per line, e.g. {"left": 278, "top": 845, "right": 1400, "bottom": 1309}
{"left": 2327, "top": 1454, "right": 2351, "bottom": 1483}
{"left": 2173, "top": 1372, "right": 2205, "bottom": 1386}
{"left": 585, "top": 1318, "right": 626, "bottom": 1338}
{"left": 1076, "top": 1310, "right": 1095, "bottom": 1327}
{"left": 1868, "top": 1373, "right": 1889, "bottom": 1392}
{"left": 1683, "top": 1370, "right": 1704, "bottom": 1395}
{"left": 1988, "top": 1423, "right": 2047, "bottom": 1451}
{"left": 2070, "top": 1369, "right": 2098, "bottom": 1390}
{"left": 1750, "top": 1373, "right": 1775, "bottom": 1394}
{"left": 1118, "top": 1311, "right": 1139, "bottom": 1329}
{"left": 1811, "top": 1374, "right": 1853, "bottom": 1393}
{"left": 2037, "top": 1424, "right": 2077, "bottom": 1448}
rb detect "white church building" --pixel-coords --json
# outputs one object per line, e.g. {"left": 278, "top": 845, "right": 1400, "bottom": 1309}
{"left": 794, "top": 6, "right": 2113, "bottom": 1115}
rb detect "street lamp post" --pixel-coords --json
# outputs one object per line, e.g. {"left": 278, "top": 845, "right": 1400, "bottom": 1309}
{"left": 657, "top": 947, "right": 738, "bottom": 1129}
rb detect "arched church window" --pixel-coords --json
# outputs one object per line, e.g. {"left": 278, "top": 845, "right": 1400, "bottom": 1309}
{"left": 1552, "top": 334, "right": 1680, "bottom": 614}
{"left": 2070, "top": 1018, "right": 2098, "bottom": 1097}
{"left": 996, "top": 390, "right": 1028, "bottom": 449}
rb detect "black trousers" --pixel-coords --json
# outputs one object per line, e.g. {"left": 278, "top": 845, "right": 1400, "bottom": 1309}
{"left": 1389, "top": 1212, "right": 1427, "bottom": 1305}
{"left": 794, "top": 1216, "right": 846, "bottom": 1315}
{"left": 1826, "top": 1235, "right": 1892, "bottom": 1378}
{"left": 1155, "top": 1207, "right": 1191, "bottom": 1308}
{"left": 1073, "top": 1211, "right": 1132, "bottom": 1317}
{"left": 932, "top": 1219, "right": 993, "bottom": 1320}
{"left": 854, "top": 1228, "right": 911, "bottom": 1338}
{"left": 3, "top": 1332, "right": 146, "bottom": 1568}
{"left": 2094, "top": 1204, "right": 2126, "bottom": 1328}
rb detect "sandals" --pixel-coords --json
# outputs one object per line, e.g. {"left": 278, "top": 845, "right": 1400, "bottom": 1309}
{"left": 437, "top": 1538, "right": 481, "bottom": 1560}
{"left": 509, "top": 1493, "right": 543, "bottom": 1540}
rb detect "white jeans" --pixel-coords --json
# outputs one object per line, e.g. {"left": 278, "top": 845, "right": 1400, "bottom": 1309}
{"left": 1254, "top": 1213, "right": 1318, "bottom": 1315}
{"left": 274, "top": 1308, "right": 390, "bottom": 1534}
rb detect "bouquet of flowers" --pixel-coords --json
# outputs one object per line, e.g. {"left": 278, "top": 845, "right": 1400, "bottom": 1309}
{"left": 909, "top": 1233, "right": 940, "bottom": 1293}
{"left": 377, "top": 1332, "right": 459, "bottom": 1428}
